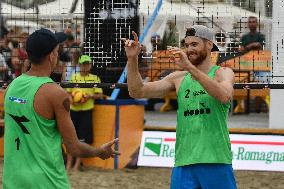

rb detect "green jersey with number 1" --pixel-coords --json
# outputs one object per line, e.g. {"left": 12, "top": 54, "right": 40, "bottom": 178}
{"left": 3, "top": 74, "right": 70, "bottom": 189}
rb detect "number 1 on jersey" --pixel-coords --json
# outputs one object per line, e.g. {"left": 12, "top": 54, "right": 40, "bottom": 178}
{"left": 15, "top": 137, "right": 20, "bottom": 150}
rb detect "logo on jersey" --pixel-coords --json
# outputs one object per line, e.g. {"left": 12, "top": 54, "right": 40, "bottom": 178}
{"left": 9, "top": 96, "right": 27, "bottom": 104}
{"left": 183, "top": 102, "right": 211, "bottom": 117}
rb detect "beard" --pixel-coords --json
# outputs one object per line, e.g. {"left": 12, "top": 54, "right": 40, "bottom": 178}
{"left": 187, "top": 49, "right": 207, "bottom": 65}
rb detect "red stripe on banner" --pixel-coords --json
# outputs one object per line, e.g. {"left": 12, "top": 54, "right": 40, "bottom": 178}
{"left": 163, "top": 139, "right": 284, "bottom": 145}
{"left": 164, "top": 138, "right": 176, "bottom": 142}
{"left": 231, "top": 141, "right": 284, "bottom": 146}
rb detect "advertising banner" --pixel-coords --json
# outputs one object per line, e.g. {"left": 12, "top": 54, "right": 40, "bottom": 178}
{"left": 138, "top": 131, "right": 284, "bottom": 171}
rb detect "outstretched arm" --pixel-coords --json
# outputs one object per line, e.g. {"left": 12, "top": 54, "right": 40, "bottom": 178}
{"left": 124, "top": 31, "right": 176, "bottom": 98}
{"left": 49, "top": 85, "right": 120, "bottom": 159}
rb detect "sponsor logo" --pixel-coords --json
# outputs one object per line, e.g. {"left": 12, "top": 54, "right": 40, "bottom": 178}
{"left": 9, "top": 96, "right": 27, "bottom": 104}
{"left": 232, "top": 146, "right": 284, "bottom": 164}
{"left": 183, "top": 102, "right": 210, "bottom": 117}
{"left": 193, "top": 90, "right": 206, "bottom": 96}
{"left": 143, "top": 137, "right": 175, "bottom": 157}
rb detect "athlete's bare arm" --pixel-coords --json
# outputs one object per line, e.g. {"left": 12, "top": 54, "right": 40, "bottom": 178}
{"left": 128, "top": 61, "right": 183, "bottom": 98}
{"left": 34, "top": 84, "right": 119, "bottom": 159}
{"left": 124, "top": 31, "right": 185, "bottom": 98}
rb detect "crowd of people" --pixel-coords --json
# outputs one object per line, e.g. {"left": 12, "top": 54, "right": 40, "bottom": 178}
{"left": 141, "top": 16, "right": 267, "bottom": 112}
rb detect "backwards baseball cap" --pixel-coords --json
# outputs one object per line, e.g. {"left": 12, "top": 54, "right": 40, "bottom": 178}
{"left": 79, "top": 55, "right": 92, "bottom": 64}
{"left": 26, "top": 28, "right": 67, "bottom": 59}
{"left": 185, "top": 25, "right": 219, "bottom": 52}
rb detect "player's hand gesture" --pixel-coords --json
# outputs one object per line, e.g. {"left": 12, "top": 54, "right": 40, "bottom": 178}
{"left": 121, "top": 31, "right": 141, "bottom": 60}
{"left": 98, "top": 138, "right": 120, "bottom": 160}
{"left": 168, "top": 47, "right": 193, "bottom": 70}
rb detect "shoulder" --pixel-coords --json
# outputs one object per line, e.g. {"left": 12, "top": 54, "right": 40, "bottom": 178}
{"left": 258, "top": 32, "right": 265, "bottom": 37}
{"left": 215, "top": 67, "right": 234, "bottom": 81}
{"left": 39, "top": 83, "right": 70, "bottom": 103}
{"left": 216, "top": 66, "right": 234, "bottom": 75}
{"left": 241, "top": 33, "right": 249, "bottom": 39}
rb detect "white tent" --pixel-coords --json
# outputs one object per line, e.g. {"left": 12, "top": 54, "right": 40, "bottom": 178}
{"left": 1, "top": 0, "right": 84, "bottom": 19}
{"left": 1, "top": 0, "right": 84, "bottom": 33}
{"left": 139, "top": 0, "right": 271, "bottom": 50}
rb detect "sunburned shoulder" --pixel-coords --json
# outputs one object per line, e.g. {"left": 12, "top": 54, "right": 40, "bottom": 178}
{"left": 215, "top": 66, "right": 235, "bottom": 82}
{"left": 40, "top": 83, "right": 69, "bottom": 101}
{"left": 216, "top": 66, "right": 234, "bottom": 75}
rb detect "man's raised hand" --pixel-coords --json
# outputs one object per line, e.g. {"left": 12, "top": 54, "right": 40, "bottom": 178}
{"left": 121, "top": 31, "right": 141, "bottom": 60}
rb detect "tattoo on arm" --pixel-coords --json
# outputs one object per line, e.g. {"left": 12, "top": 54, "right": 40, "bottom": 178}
{"left": 63, "top": 98, "right": 71, "bottom": 112}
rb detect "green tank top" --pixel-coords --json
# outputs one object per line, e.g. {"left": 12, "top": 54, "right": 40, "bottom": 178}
{"left": 3, "top": 74, "right": 70, "bottom": 189}
{"left": 175, "top": 65, "right": 232, "bottom": 167}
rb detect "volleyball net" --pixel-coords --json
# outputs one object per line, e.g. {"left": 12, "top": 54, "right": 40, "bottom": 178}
{"left": 0, "top": 0, "right": 283, "bottom": 99}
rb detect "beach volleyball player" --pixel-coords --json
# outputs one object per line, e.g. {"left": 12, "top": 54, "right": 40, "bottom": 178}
{"left": 3, "top": 28, "right": 119, "bottom": 188}
{"left": 123, "top": 25, "right": 237, "bottom": 189}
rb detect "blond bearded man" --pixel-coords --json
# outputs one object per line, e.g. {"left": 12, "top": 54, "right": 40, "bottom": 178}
{"left": 123, "top": 25, "right": 237, "bottom": 189}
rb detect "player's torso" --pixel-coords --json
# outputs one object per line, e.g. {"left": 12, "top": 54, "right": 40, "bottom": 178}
{"left": 3, "top": 74, "right": 70, "bottom": 189}
{"left": 174, "top": 66, "right": 232, "bottom": 166}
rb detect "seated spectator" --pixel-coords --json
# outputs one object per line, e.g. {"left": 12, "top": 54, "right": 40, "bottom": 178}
{"left": 240, "top": 16, "right": 265, "bottom": 52}
{"left": 239, "top": 16, "right": 267, "bottom": 113}
{"left": 215, "top": 32, "right": 227, "bottom": 52}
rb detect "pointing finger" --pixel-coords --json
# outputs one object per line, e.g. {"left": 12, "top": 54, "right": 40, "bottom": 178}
{"left": 132, "top": 31, "right": 139, "bottom": 45}
{"left": 107, "top": 138, "right": 119, "bottom": 146}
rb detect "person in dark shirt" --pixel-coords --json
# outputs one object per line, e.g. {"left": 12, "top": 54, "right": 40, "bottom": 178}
{"left": 240, "top": 16, "right": 268, "bottom": 113}
{"left": 240, "top": 16, "right": 265, "bottom": 52}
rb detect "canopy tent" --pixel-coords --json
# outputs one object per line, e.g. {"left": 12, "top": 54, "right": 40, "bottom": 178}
{"left": 1, "top": 0, "right": 84, "bottom": 19}
{"left": 1, "top": 0, "right": 84, "bottom": 34}
{"left": 139, "top": 0, "right": 271, "bottom": 51}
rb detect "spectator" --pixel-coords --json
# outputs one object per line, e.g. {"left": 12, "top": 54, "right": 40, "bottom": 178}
{"left": 50, "top": 38, "right": 70, "bottom": 82}
{"left": 10, "top": 48, "right": 21, "bottom": 78}
{"left": 0, "top": 52, "right": 8, "bottom": 81}
{"left": 17, "top": 32, "right": 30, "bottom": 73}
{"left": 65, "top": 34, "right": 75, "bottom": 48}
{"left": 18, "top": 32, "right": 28, "bottom": 61}
{"left": 150, "top": 33, "right": 163, "bottom": 52}
{"left": 215, "top": 32, "right": 227, "bottom": 52}
{"left": 240, "top": 16, "right": 267, "bottom": 113}
{"left": 239, "top": 16, "right": 265, "bottom": 52}
{"left": 62, "top": 45, "right": 81, "bottom": 82}
{"left": 7, "top": 28, "right": 18, "bottom": 50}
{"left": 0, "top": 26, "right": 12, "bottom": 81}
{"left": 66, "top": 55, "right": 103, "bottom": 171}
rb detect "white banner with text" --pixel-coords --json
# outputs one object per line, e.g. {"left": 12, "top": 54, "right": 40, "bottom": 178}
{"left": 138, "top": 131, "right": 284, "bottom": 171}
